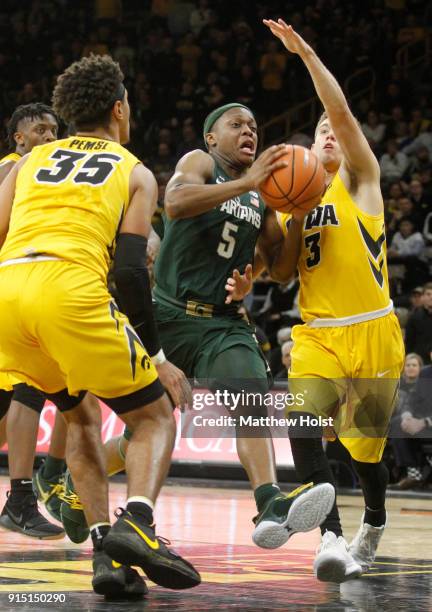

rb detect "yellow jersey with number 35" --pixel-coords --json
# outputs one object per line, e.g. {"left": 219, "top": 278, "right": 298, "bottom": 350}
{"left": 0, "top": 136, "right": 140, "bottom": 280}
{"left": 279, "top": 172, "right": 391, "bottom": 323}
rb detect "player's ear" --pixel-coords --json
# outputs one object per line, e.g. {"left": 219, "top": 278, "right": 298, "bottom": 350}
{"left": 14, "top": 131, "right": 24, "bottom": 146}
{"left": 112, "top": 99, "right": 124, "bottom": 122}
{"left": 206, "top": 132, "right": 217, "bottom": 148}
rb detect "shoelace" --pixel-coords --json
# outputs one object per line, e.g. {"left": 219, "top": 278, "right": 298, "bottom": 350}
{"left": 58, "top": 490, "right": 84, "bottom": 510}
{"left": 45, "top": 478, "right": 66, "bottom": 502}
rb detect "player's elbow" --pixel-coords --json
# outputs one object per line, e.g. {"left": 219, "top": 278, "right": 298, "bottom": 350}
{"left": 165, "top": 185, "right": 186, "bottom": 219}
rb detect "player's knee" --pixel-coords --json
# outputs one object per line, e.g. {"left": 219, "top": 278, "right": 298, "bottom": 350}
{"left": 351, "top": 458, "right": 389, "bottom": 485}
{"left": 61, "top": 394, "right": 101, "bottom": 429}
{"left": 122, "top": 395, "right": 175, "bottom": 435}
{"left": 210, "top": 379, "right": 270, "bottom": 419}
{"left": 7, "top": 399, "right": 40, "bottom": 426}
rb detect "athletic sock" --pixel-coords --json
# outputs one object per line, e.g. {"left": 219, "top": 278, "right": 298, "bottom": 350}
{"left": 364, "top": 506, "right": 386, "bottom": 528}
{"left": 42, "top": 456, "right": 66, "bottom": 480}
{"left": 254, "top": 483, "right": 280, "bottom": 512}
{"left": 90, "top": 523, "right": 111, "bottom": 551}
{"left": 9, "top": 479, "right": 33, "bottom": 505}
{"left": 126, "top": 501, "right": 154, "bottom": 525}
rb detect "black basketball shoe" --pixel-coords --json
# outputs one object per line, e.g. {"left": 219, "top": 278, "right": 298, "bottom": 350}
{"left": 103, "top": 508, "right": 201, "bottom": 590}
{"left": 0, "top": 490, "right": 64, "bottom": 539}
{"left": 92, "top": 550, "right": 148, "bottom": 599}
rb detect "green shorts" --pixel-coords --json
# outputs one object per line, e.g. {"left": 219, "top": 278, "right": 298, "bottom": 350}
{"left": 123, "top": 301, "right": 272, "bottom": 441}
{"left": 155, "top": 300, "right": 270, "bottom": 385}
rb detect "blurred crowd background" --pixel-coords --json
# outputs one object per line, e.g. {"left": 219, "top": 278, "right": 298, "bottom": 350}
{"left": 1, "top": 0, "right": 432, "bottom": 489}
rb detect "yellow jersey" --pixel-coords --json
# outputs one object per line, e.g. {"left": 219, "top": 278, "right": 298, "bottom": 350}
{"left": 279, "top": 172, "right": 391, "bottom": 323}
{"left": 0, "top": 136, "right": 140, "bottom": 280}
{"left": 0, "top": 152, "right": 21, "bottom": 166}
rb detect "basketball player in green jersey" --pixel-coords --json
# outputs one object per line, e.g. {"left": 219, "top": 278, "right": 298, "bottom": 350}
{"left": 72, "top": 103, "right": 335, "bottom": 551}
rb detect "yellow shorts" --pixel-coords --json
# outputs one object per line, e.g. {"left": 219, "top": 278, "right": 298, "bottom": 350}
{"left": 288, "top": 312, "right": 405, "bottom": 462}
{"left": 0, "top": 261, "right": 162, "bottom": 410}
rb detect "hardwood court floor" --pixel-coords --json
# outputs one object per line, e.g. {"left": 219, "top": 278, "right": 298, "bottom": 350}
{"left": 0, "top": 476, "right": 431, "bottom": 611}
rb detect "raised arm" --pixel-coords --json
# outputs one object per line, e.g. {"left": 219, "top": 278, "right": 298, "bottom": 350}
{"left": 264, "top": 19, "right": 380, "bottom": 182}
{"left": 165, "top": 145, "right": 288, "bottom": 219}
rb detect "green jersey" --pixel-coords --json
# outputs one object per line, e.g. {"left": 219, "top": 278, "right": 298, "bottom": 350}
{"left": 154, "top": 160, "right": 265, "bottom": 308}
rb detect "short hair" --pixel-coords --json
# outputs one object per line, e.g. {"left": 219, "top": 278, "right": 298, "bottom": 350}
{"left": 423, "top": 281, "right": 432, "bottom": 292}
{"left": 7, "top": 103, "right": 58, "bottom": 147}
{"left": 314, "top": 110, "right": 361, "bottom": 138}
{"left": 315, "top": 111, "right": 328, "bottom": 137}
{"left": 405, "top": 353, "right": 424, "bottom": 367}
{"left": 52, "top": 54, "right": 124, "bottom": 130}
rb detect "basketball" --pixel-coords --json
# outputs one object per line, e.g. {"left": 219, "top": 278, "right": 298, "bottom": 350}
{"left": 259, "top": 144, "right": 326, "bottom": 214}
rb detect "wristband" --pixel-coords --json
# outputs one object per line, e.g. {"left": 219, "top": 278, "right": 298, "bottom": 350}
{"left": 151, "top": 349, "right": 167, "bottom": 365}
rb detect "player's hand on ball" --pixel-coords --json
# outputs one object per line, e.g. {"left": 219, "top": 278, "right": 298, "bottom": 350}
{"left": 156, "top": 360, "right": 192, "bottom": 411}
{"left": 243, "top": 144, "right": 288, "bottom": 191}
{"left": 263, "top": 19, "right": 309, "bottom": 56}
{"left": 225, "top": 264, "right": 253, "bottom": 304}
{"left": 291, "top": 208, "right": 310, "bottom": 223}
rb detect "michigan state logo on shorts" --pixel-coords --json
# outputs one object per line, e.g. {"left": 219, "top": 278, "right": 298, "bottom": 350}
{"left": 186, "top": 300, "right": 214, "bottom": 318}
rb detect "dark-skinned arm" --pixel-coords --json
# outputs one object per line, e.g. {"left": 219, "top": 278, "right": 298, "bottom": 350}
{"left": 256, "top": 210, "right": 303, "bottom": 283}
{"left": 165, "top": 145, "right": 288, "bottom": 219}
{"left": 0, "top": 161, "right": 16, "bottom": 186}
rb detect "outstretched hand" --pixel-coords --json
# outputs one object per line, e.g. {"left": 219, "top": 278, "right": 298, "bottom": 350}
{"left": 225, "top": 264, "right": 253, "bottom": 304}
{"left": 263, "top": 19, "right": 309, "bottom": 56}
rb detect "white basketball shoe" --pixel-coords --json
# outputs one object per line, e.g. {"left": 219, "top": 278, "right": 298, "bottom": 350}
{"left": 313, "top": 531, "right": 362, "bottom": 583}
{"left": 349, "top": 514, "right": 386, "bottom": 572}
